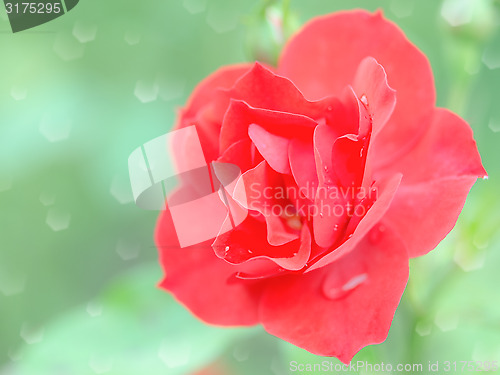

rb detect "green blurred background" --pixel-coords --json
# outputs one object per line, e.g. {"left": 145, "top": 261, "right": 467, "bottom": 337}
{"left": 0, "top": 0, "right": 499, "bottom": 374}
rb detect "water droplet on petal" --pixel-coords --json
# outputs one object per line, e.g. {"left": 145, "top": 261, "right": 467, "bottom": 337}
{"left": 369, "top": 225, "right": 385, "bottom": 244}
{"left": 323, "top": 273, "right": 368, "bottom": 300}
{"left": 360, "top": 94, "right": 368, "bottom": 106}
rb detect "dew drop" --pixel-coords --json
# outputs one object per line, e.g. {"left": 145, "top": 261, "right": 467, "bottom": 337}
{"left": 110, "top": 175, "right": 134, "bottom": 205}
{"left": 369, "top": 225, "right": 385, "bottom": 244}
{"left": 360, "top": 94, "right": 368, "bottom": 106}
{"left": 415, "top": 321, "right": 432, "bottom": 336}
{"left": 46, "top": 208, "right": 71, "bottom": 232}
{"left": 206, "top": 6, "right": 238, "bottom": 33}
{"left": 39, "top": 191, "right": 56, "bottom": 206}
{"left": 359, "top": 148, "right": 364, "bottom": 158}
{"left": 116, "top": 239, "right": 140, "bottom": 261}
{"left": 232, "top": 345, "right": 250, "bottom": 362}
{"left": 89, "top": 353, "right": 114, "bottom": 374}
{"left": 8, "top": 347, "right": 22, "bottom": 362}
{"left": 20, "top": 323, "right": 44, "bottom": 345}
{"left": 53, "top": 32, "right": 85, "bottom": 61}
{"left": 124, "top": 30, "right": 141, "bottom": 45}
{"left": 134, "top": 80, "right": 159, "bottom": 103}
{"left": 225, "top": 246, "right": 230, "bottom": 252}
{"left": 434, "top": 310, "right": 459, "bottom": 332}
{"left": 72, "top": 21, "right": 98, "bottom": 43}
{"left": 39, "top": 113, "right": 72, "bottom": 142}
{"left": 0, "top": 271, "right": 26, "bottom": 297}
{"left": 11, "top": 85, "right": 27, "bottom": 101}
{"left": 323, "top": 273, "right": 368, "bottom": 300}
{"left": 334, "top": 224, "right": 339, "bottom": 231}
{"left": 327, "top": 105, "right": 333, "bottom": 111}
{"left": 183, "top": 0, "right": 207, "bottom": 14}
{"left": 87, "top": 301, "right": 103, "bottom": 317}
{"left": 0, "top": 176, "right": 12, "bottom": 193}
{"left": 158, "top": 340, "right": 191, "bottom": 368}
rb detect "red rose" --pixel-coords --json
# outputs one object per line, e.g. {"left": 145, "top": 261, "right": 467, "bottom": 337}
{"left": 155, "top": 10, "right": 486, "bottom": 362}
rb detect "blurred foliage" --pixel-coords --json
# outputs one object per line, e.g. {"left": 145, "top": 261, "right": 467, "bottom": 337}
{"left": 3, "top": 264, "right": 255, "bottom": 375}
{"left": 0, "top": 0, "right": 499, "bottom": 374}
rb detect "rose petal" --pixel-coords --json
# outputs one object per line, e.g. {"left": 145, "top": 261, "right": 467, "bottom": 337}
{"left": 377, "top": 108, "right": 487, "bottom": 183}
{"left": 378, "top": 108, "right": 487, "bottom": 257}
{"left": 212, "top": 214, "right": 310, "bottom": 271}
{"left": 306, "top": 173, "right": 402, "bottom": 272}
{"left": 289, "top": 139, "right": 318, "bottom": 201}
{"left": 233, "top": 161, "right": 299, "bottom": 246}
{"left": 217, "top": 138, "right": 259, "bottom": 172}
{"left": 219, "top": 100, "right": 316, "bottom": 153}
{"left": 382, "top": 176, "right": 478, "bottom": 258}
{"left": 156, "top": 198, "right": 260, "bottom": 325}
{"left": 279, "top": 10, "right": 435, "bottom": 167}
{"left": 248, "top": 124, "right": 291, "bottom": 174}
{"left": 178, "top": 64, "right": 253, "bottom": 162}
{"left": 259, "top": 226, "right": 409, "bottom": 363}
{"left": 353, "top": 57, "right": 397, "bottom": 136}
